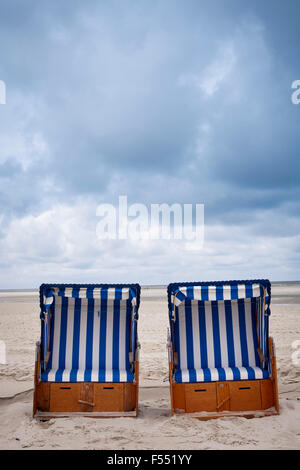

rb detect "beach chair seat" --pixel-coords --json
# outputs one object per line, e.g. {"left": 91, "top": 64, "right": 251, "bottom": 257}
{"left": 41, "top": 369, "right": 134, "bottom": 383}
{"left": 167, "top": 280, "right": 279, "bottom": 419}
{"left": 33, "top": 284, "right": 140, "bottom": 418}
{"left": 174, "top": 366, "right": 269, "bottom": 383}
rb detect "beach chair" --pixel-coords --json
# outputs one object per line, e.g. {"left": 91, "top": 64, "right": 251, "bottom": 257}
{"left": 167, "top": 280, "right": 279, "bottom": 419}
{"left": 33, "top": 283, "right": 141, "bottom": 418}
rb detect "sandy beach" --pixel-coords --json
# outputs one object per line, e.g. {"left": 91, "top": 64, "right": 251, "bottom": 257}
{"left": 0, "top": 283, "right": 299, "bottom": 450}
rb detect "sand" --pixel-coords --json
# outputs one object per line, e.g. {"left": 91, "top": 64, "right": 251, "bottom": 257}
{"left": 0, "top": 284, "right": 299, "bottom": 450}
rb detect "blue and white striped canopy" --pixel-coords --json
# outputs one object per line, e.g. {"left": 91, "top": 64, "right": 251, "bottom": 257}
{"left": 39, "top": 284, "right": 140, "bottom": 383}
{"left": 42, "top": 284, "right": 139, "bottom": 311}
{"left": 169, "top": 282, "right": 268, "bottom": 307}
{"left": 168, "top": 280, "right": 271, "bottom": 383}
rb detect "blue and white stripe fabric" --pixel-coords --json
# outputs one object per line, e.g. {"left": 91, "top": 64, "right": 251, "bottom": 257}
{"left": 39, "top": 284, "right": 140, "bottom": 383}
{"left": 43, "top": 286, "right": 138, "bottom": 307}
{"left": 170, "top": 283, "right": 263, "bottom": 308}
{"left": 168, "top": 281, "right": 271, "bottom": 383}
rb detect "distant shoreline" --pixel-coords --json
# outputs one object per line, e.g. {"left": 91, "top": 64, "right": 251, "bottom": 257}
{"left": 0, "top": 280, "right": 300, "bottom": 293}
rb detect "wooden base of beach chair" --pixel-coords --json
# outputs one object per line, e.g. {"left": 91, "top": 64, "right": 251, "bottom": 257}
{"left": 169, "top": 338, "right": 279, "bottom": 420}
{"left": 171, "top": 379, "right": 279, "bottom": 418}
{"left": 33, "top": 346, "right": 139, "bottom": 418}
{"left": 34, "top": 410, "right": 137, "bottom": 419}
{"left": 179, "top": 408, "right": 278, "bottom": 420}
{"left": 33, "top": 381, "right": 138, "bottom": 418}
{"left": 34, "top": 381, "right": 138, "bottom": 418}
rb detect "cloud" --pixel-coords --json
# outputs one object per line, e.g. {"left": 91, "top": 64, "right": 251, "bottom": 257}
{"left": 0, "top": 197, "right": 300, "bottom": 288}
{"left": 0, "top": 1, "right": 299, "bottom": 286}
{"left": 178, "top": 42, "right": 236, "bottom": 97}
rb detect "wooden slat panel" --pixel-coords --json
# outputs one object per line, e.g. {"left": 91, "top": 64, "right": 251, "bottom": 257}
{"left": 124, "top": 383, "right": 136, "bottom": 411}
{"left": 94, "top": 383, "right": 124, "bottom": 412}
{"left": 36, "top": 382, "right": 50, "bottom": 412}
{"left": 217, "top": 382, "right": 230, "bottom": 411}
{"left": 260, "top": 379, "right": 275, "bottom": 410}
{"left": 79, "top": 383, "right": 95, "bottom": 412}
{"left": 185, "top": 383, "right": 217, "bottom": 413}
{"left": 189, "top": 408, "right": 278, "bottom": 420}
{"left": 49, "top": 383, "right": 82, "bottom": 412}
{"left": 229, "top": 380, "right": 261, "bottom": 411}
{"left": 173, "top": 383, "right": 186, "bottom": 412}
{"left": 35, "top": 410, "right": 137, "bottom": 419}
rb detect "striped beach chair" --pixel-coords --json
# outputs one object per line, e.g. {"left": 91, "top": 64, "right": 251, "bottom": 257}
{"left": 167, "top": 280, "right": 279, "bottom": 419}
{"left": 33, "top": 283, "right": 141, "bottom": 418}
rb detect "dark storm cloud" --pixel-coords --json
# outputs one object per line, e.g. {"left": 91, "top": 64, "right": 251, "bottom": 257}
{"left": 0, "top": 1, "right": 299, "bottom": 285}
{"left": 1, "top": 1, "right": 299, "bottom": 206}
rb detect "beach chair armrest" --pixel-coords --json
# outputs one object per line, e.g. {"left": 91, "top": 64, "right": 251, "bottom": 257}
{"left": 35, "top": 341, "right": 41, "bottom": 361}
{"left": 269, "top": 336, "right": 276, "bottom": 358}
{"left": 167, "top": 329, "right": 174, "bottom": 367}
{"left": 167, "top": 328, "right": 172, "bottom": 348}
{"left": 34, "top": 341, "right": 41, "bottom": 386}
{"left": 134, "top": 341, "right": 141, "bottom": 362}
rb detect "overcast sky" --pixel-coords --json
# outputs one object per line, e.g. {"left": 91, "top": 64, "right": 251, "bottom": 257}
{"left": 0, "top": 1, "right": 299, "bottom": 288}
